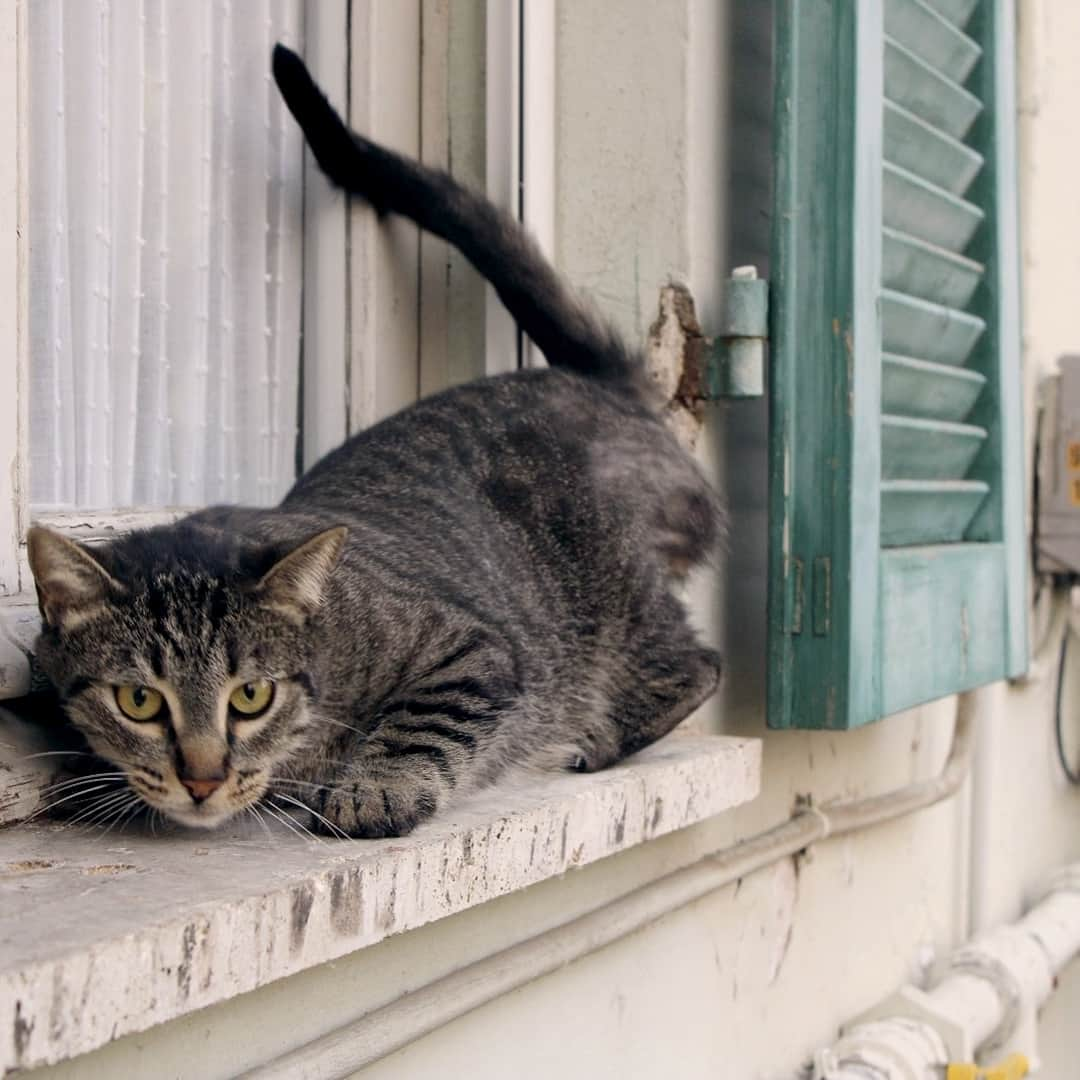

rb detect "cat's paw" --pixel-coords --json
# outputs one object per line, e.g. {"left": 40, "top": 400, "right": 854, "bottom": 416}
{"left": 315, "top": 781, "right": 438, "bottom": 839}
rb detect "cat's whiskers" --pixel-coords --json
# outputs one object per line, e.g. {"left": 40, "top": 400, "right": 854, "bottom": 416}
{"left": 261, "top": 800, "right": 322, "bottom": 844}
{"left": 244, "top": 804, "right": 275, "bottom": 842}
{"left": 69, "top": 791, "right": 129, "bottom": 831}
{"left": 19, "top": 749, "right": 95, "bottom": 762}
{"left": 42, "top": 772, "right": 128, "bottom": 795}
{"left": 273, "top": 791, "right": 350, "bottom": 840}
{"left": 271, "top": 776, "right": 351, "bottom": 795}
{"left": 95, "top": 795, "right": 145, "bottom": 837}
{"left": 27, "top": 781, "right": 124, "bottom": 822}
{"left": 65, "top": 786, "right": 129, "bottom": 820}
{"left": 65, "top": 787, "right": 136, "bottom": 830}
{"left": 313, "top": 717, "right": 368, "bottom": 737}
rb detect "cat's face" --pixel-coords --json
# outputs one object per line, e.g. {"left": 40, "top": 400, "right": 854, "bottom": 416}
{"left": 27, "top": 524, "right": 345, "bottom": 829}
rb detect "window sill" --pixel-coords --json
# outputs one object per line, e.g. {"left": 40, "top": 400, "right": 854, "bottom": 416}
{"left": 0, "top": 598, "right": 37, "bottom": 701}
{"left": 0, "top": 731, "right": 759, "bottom": 1073}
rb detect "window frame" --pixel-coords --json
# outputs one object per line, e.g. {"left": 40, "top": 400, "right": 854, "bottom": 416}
{"left": 0, "top": 3, "right": 535, "bottom": 705}
{"left": 0, "top": 0, "right": 27, "bottom": 605}
{"left": 767, "top": 0, "right": 1027, "bottom": 730}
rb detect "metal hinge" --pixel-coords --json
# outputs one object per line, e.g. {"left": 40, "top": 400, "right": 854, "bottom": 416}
{"left": 705, "top": 266, "right": 768, "bottom": 399}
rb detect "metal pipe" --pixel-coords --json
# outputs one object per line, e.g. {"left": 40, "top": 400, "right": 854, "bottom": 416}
{"left": 815, "top": 873, "right": 1080, "bottom": 1078}
{"left": 245, "top": 694, "right": 977, "bottom": 1079}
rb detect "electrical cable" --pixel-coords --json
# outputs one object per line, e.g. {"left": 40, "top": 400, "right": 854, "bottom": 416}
{"left": 1054, "top": 617, "right": 1080, "bottom": 785}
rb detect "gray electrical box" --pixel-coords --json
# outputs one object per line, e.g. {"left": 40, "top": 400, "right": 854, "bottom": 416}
{"left": 1036, "top": 355, "right": 1080, "bottom": 577}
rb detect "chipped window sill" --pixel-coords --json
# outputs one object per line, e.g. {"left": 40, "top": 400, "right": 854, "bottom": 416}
{"left": 0, "top": 598, "right": 39, "bottom": 703}
{"left": 0, "top": 731, "right": 759, "bottom": 1074}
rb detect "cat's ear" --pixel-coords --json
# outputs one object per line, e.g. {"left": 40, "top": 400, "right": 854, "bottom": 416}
{"left": 26, "top": 526, "right": 123, "bottom": 631}
{"left": 256, "top": 527, "right": 347, "bottom": 622}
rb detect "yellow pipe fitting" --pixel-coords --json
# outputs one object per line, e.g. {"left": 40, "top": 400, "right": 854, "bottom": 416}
{"left": 945, "top": 1053, "right": 1030, "bottom": 1080}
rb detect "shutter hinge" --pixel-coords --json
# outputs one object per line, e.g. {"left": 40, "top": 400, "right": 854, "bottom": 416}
{"left": 705, "top": 266, "right": 768, "bottom": 399}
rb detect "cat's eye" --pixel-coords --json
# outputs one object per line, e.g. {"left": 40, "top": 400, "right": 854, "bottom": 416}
{"left": 115, "top": 685, "right": 165, "bottom": 722}
{"left": 228, "top": 680, "right": 275, "bottom": 718}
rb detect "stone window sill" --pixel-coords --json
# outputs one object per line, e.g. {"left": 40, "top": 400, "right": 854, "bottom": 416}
{"left": 0, "top": 731, "right": 759, "bottom": 1073}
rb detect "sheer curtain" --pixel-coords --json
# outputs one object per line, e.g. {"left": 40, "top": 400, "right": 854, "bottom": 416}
{"left": 29, "top": 0, "right": 304, "bottom": 509}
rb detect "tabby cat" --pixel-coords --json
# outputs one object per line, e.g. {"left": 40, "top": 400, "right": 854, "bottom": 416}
{"left": 25, "top": 45, "right": 722, "bottom": 838}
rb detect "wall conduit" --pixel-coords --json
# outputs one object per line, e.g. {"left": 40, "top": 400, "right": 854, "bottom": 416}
{"left": 244, "top": 693, "right": 983, "bottom": 1080}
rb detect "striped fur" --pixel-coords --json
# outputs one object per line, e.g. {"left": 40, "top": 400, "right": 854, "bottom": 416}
{"left": 24, "top": 46, "right": 722, "bottom": 838}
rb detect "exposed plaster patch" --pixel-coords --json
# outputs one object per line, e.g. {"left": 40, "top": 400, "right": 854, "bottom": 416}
{"left": 646, "top": 283, "right": 709, "bottom": 451}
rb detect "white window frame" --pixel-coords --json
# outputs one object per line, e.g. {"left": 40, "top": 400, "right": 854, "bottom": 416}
{"left": 0, "top": 0, "right": 27, "bottom": 608}
{"left": 485, "top": 0, "right": 555, "bottom": 374}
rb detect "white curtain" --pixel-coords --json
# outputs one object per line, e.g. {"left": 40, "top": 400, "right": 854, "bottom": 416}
{"left": 29, "top": 0, "right": 304, "bottom": 509}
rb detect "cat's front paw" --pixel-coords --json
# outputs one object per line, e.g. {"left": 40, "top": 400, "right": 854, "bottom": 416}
{"left": 316, "top": 781, "right": 438, "bottom": 839}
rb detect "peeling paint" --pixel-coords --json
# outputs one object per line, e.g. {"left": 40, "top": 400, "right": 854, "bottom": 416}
{"left": 176, "top": 924, "right": 197, "bottom": 999}
{"left": 13, "top": 1000, "right": 32, "bottom": 1061}
{"left": 329, "top": 869, "right": 364, "bottom": 937}
{"left": 289, "top": 885, "right": 315, "bottom": 954}
{"left": 612, "top": 804, "right": 627, "bottom": 845}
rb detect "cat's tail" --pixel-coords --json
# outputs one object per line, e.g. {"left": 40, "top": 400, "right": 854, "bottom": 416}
{"left": 272, "top": 44, "right": 640, "bottom": 385}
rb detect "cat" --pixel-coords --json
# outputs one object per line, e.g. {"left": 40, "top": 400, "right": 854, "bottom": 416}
{"left": 24, "top": 44, "right": 723, "bottom": 839}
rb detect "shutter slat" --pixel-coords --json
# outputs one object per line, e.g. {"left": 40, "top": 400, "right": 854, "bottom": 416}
{"left": 882, "top": 415, "right": 988, "bottom": 480}
{"left": 885, "top": 0, "right": 981, "bottom": 84}
{"left": 882, "top": 226, "right": 983, "bottom": 307}
{"left": 881, "top": 480, "right": 990, "bottom": 546}
{"left": 884, "top": 37, "right": 982, "bottom": 138}
{"left": 884, "top": 102, "right": 983, "bottom": 197}
{"left": 882, "top": 353, "right": 986, "bottom": 422}
{"left": 880, "top": 4, "right": 989, "bottom": 551}
{"left": 884, "top": 162, "right": 984, "bottom": 252}
{"left": 922, "top": 0, "right": 980, "bottom": 31}
{"left": 882, "top": 289, "right": 985, "bottom": 364}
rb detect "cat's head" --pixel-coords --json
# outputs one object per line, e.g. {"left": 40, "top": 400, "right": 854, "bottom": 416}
{"left": 27, "top": 522, "right": 346, "bottom": 829}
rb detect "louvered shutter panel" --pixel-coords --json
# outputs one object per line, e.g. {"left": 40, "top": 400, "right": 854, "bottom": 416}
{"left": 881, "top": 0, "right": 987, "bottom": 545}
{"left": 768, "top": 0, "right": 1026, "bottom": 730}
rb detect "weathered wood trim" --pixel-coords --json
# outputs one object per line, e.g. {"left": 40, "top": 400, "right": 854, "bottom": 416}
{"left": 964, "top": 0, "right": 1027, "bottom": 675}
{"left": 348, "top": 0, "right": 423, "bottom": 428}
{"left": 300, "top": 0, "right": 350, "bottom": 469}
{"left": 879, "top": 542, "right": 1010, "bottom": 714}
{"left": 767, "top": 0, "right": 883, "bottom": 729}
{"left": 483, "top": 0, "right": 521, "bottom": 375}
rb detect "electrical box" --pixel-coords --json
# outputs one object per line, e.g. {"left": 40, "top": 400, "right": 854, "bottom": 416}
{"left": 1036, "top": 356, "right": 1080, "bottom": 577}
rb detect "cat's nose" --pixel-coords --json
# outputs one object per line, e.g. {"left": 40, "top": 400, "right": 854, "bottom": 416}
{"left": 180, "top": 776, "right": 225, "bottom": 803}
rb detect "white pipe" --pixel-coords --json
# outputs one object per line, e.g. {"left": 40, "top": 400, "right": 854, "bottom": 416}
{"left": 243, "top": 697, "right": 977, "bottom": 1079}
{"left": 969, "top": 681, "right": 998, "bottom": 936}
{"left": 815, "top": 870, "right": 1080, "bottom": 1078}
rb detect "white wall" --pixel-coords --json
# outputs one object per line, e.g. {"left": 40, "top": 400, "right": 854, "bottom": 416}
{"left": 27, "top": 3, "right": 1080, "bottom": 1078}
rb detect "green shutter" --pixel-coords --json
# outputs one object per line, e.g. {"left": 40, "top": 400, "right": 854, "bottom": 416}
{"left": 767, "top": 0, "right": 1026, "bottom": 730}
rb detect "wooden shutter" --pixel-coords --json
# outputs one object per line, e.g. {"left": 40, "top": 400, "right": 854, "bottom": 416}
{"left": 767, "top": 0, "right": 1026, "bottom": 730}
